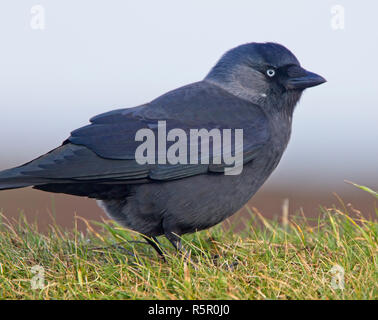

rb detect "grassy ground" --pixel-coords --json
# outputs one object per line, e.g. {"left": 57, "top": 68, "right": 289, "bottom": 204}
{"left": 0, "top": 185, "right": 376, "bottom": 300}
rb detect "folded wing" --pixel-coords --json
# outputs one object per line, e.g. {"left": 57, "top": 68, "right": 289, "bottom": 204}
{"left": 0, "top": 81, "right": 270, "bottom": 192}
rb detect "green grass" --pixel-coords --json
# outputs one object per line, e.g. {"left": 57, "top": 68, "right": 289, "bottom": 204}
{"left": 0, "top": 193, "right": 376, "bottom": 300}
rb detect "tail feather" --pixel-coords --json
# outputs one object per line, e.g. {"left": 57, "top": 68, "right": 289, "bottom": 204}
{"left": 0, "top": 166, "right": 45, "bottom": 190}
{"left": 0, "top": 182, "right": 34, "bottom": 190}
{"left": 0, "top": 145, "right": 74, "bottom": 191}
{"left": 0, "top": 152, "right": 63, "bottom": 190}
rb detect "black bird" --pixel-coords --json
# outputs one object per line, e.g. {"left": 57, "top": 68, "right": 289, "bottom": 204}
{"left": 0, "top": 42, "right": 326, "bottom": 257}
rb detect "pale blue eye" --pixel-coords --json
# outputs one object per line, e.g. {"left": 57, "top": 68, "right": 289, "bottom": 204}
{"left": 266, "top": 69, "right": 276, "bottom": 77}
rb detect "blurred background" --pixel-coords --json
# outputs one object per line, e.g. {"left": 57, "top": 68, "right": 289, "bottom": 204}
{"left": 0, "top": 0, "right": 377, "bottom": 231}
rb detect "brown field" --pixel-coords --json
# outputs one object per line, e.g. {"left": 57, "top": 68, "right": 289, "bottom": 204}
{"left": 0, "top": 184, "right": 376, "bottom": 233}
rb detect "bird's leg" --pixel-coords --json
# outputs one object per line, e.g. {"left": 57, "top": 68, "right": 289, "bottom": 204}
{"left": 143, "top": 236, "right": 166, "bottom": 261}
{"left": 165, "top": 232, "right": 182, "bottom": 250}
{"left": 165, "top": 232, "right": 191, "bottom": 260}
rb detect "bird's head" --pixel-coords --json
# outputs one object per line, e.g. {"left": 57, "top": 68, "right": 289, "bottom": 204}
{"left": 205, "top": 42, "right": 326, "bottom": 111}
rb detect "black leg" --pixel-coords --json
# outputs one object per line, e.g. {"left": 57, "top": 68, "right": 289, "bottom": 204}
{"left": 165, "top": 232, "right": 182, "bottom": 251}
{"left": 143, "top": 236, "right": 166, "bottom": 261}
{"left": 165, "top": 232, "right": 191, "bottom": 260}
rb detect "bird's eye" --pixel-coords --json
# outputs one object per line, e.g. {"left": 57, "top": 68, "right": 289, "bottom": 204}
{"left": 266, "top": 69, "right": 276, "bottom": 77}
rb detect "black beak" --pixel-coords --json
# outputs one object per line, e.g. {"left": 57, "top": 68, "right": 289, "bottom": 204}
{"left": 285, "top": 67, "right": 326, "bottom": 90}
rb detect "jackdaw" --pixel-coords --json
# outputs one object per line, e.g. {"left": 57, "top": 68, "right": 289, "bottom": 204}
{"left": 0, "top": 42, "right": 326, "bottom": 258}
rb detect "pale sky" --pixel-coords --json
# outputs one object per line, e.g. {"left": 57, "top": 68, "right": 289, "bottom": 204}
{"left": 0, "top": 0, "right": 377, "bottom": 191}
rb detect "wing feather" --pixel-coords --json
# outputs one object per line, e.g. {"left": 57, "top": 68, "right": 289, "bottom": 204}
{"left": 0, "top": 81, "right": 270, "bottom": 189}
